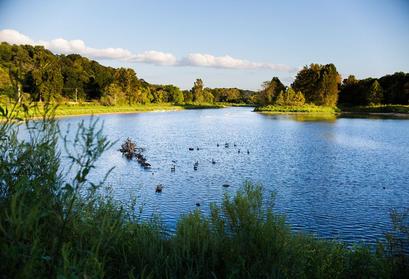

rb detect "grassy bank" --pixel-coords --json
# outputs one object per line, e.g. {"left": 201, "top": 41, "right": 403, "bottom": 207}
{"left": 1, "top": 107, "right": 408, "bottom": 278}
{"left": 340, "top": 105, "right": 409, "bottom": 114}
{"left": 254, "top": 104, "right": 337, "bottom": 114}
{"left": 0, "top": 101, "right": 228, "bottom": 119}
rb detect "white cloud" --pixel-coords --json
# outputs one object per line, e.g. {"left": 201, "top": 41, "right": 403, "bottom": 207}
{"left": 40, "top": 38, "right": 135, "bottom": 60}
{"left": 129, "top": 50, "right": 177, "bottom": 66}
{"left": 0, "top": 29, "right": 33, "bottom": 45}
{"left": 0, "top": 29, "right": 295, "bottom": 72}
{"left": 180, "top": 53, "right": 296, "bottom": 72}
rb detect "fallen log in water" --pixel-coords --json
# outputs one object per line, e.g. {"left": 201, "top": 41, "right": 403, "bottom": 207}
{"left": 119, "top": 138, "right": 151, "bottom": 168}
{"left": 119, "top": 138, "right": 137, "bottom": 159}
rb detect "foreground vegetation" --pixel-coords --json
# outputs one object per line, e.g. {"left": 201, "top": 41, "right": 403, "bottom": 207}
{"left": 1, "top": 105, "right": 408, "bottom": 278}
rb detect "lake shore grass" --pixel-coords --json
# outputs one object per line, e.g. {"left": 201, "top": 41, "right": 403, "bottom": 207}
{"left": 254, "top": 104, "right": 337, "bottom": 114}
{"left": 0, "top": 102, "right": 228, "bottom": 119}
{"left": 340, "top": 104, "right": 409, "bottom": 114}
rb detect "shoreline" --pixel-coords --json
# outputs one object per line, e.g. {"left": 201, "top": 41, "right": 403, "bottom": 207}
{"left": 3, "top": 103, "right": 409, "bottom": 121}
{"left": 0, "top": 103, "right": 228, "bottom": 120}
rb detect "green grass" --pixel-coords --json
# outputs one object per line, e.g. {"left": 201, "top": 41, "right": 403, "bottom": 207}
{"left": 254, "top": 104, "right": 337, "bottom": 114}
{"left": 0, "top": 101, "right": 229, "bottom": 119}
{"left": 179, "top": 102, "right": 226, "bottom": 109}
{"left": 1, "top": 105, "right": 408, "bottom": 278}
{"left": 55, "top": 102, "right": 184, "bottom": 116}
{"left": 340, "top": 104, "right": 409, "bottom": 114}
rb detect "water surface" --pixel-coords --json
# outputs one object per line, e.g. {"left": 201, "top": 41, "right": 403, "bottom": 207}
{"left": 58, "top": 107, "right": 409, "bottom": 245}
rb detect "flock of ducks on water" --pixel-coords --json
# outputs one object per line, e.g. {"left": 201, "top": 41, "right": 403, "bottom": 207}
{"left": 119, "top": 138, "right": 250, "bottom": 197}
{"left": 157, "top": 143, "right": 250, "bottom": 194}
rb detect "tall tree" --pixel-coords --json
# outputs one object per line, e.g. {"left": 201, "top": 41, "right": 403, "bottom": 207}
{"left": 366, "top": 80, "right": 383, "bottom": 105}
{"left": 31, "top": 46, "right": 63, "bottom": 102}
{"left": 192, "top": 78, "right": 204, "bottom": 103}
{"left": 259, "top": 77, "right": 286, "bottom": 105}
{"left": 292, "top": 64, "right": 340, "bottom": 106}
{"left": 115, "top": 68, "right": 139, "bottom": 105}
{"left": 274, "top": 87, "right": 305, "bottom": 106}
{"left": 164, "top": 85, "right": 184, "bottom": 103}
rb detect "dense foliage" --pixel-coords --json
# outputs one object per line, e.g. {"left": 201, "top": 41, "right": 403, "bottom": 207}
{"left": 0, "top": 43, "right": 256, "bottom": 106}
{"left": 1, "top": 42, "right": 409, "bottom": 111}
{"left": 0, "top": 104, "right": 408, "bottom": 278}
{"left": 291, "top": 64, "right": 340, "bottom": 107}
{"left": 339, "top": 73, "right": 409, "bottom": 106}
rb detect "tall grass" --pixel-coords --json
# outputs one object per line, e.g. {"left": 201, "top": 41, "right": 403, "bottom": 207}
{"left": 0, "top": 103, "right": 408, "bottom": 278}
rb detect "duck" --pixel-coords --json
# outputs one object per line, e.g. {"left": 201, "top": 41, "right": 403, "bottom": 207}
{"left": 155, "top": 184, "right": 164, "bottom": 193}
{"left": 211, "top": 159, "right": 216, "bottom": 164}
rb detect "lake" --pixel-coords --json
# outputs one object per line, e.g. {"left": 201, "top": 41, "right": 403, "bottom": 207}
{"left": 58, "top": 107, "right": 409, "bottom": 246}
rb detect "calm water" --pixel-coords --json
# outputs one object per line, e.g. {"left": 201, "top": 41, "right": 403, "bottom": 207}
{"left": 57, "top": 107, "right": 409, "bottom": 245}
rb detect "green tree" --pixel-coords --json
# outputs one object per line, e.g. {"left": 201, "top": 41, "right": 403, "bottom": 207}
{"left": 183, "top": 90, "right": 193, "bottom": 103}
{"left": 274, "top": 87, "right": 305, "bottom": 106}
{"left": 164, "top": 85, "right": 184, "bottom": 103}
{"left": 152, "top": 89, "right": 165, "bottom": 103}
{"left": 115, "top": 68, "right": 139, "bottom": 105}
{"left": 101, "top": 83, "right": 124, "bottom": 105}
{"left": 192, "top": 78, "right": 204, "bottom": 103}
{"left": 366, "top": 80, "right": 383, "bottom": 105}
{"left": 60, "top": 54, "right": 90, "bottom": 101}
{"left": 202, "top": 88, "right": 215, "bottom": 103}
{"left": 31, "top": 46, "right": 63, "bottom": 102}
{"left": 259, "top": 77, "right": 286, "bottom": 105}
{"left": 292, "top": 64, "right": 340, "bottom": 106}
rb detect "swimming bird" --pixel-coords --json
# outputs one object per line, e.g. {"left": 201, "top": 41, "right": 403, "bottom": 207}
{"left": 155, "top": 184, "right": 164, "bottom": 193}
{"left": 247, "top": 149, "right": 250, "bottom": 154}
{"left": 211, "top": 159, "right": 216, "bottom": 164}
{"left": 189, "top": 147, "right": 194, "bottom": 151}
{"left": 238, "top": 149, "right": 241, "bottom": 154}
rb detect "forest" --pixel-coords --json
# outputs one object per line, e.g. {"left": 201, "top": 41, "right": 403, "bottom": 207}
{"left": 1, "top": 42, "right": 409, "bottom": 109}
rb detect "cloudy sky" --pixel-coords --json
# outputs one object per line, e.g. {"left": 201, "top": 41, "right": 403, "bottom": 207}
{"left": 0, "top": 0, "right": 408, "bottom": 90}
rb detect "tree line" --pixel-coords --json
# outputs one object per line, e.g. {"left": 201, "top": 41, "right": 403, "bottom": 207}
{"left": 1, "top": 42, "right": 408, "bottom": 107}
{"left": 258, "top": 64, "right": 409, "bottom": 107}
{"left": 0, "top": 42, "right": 255, "bottom": 105}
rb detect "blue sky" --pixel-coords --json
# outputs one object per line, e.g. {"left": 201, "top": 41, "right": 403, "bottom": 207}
{"left": 1, "top": 0, "right": 408, "bottom": 90}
